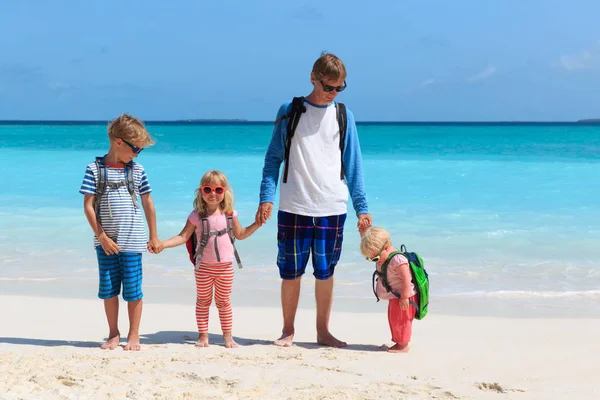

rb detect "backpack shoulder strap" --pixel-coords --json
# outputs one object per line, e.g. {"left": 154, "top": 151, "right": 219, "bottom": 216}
{"left": 380, "top": 251, "right": 402, "bottom": 298}
{"left": 226, "top": 212, "right": 234, "bottom": 231}
{"left": 95, "top": 157, "right": 107, "bottom": 196}
{"left": 194, "top": 212, "right": 210, "bottom": 270}
{"left": 335, "top": 102, "right": 347, "bottom": 180}
{"left": 225, "top": 212, "right": 243, "bottom": 269}
{"left": 124, "top": 161, "right": 140, "bottom": 209}
{"left": 282, "top": 97, "right": 307, "bottom": 184}
{"left": 274, "top": 96, "right": 306, "bottom": 127}
{"left": 372, "top": 269, "right": 383, "bottom": 302}
{"left": 94, "top": 156, "right": 107, "bottom": 222}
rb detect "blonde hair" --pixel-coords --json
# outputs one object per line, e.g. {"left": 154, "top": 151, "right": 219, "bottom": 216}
{"left": 193, "top": 170, "right": 234, "bottom": 214}
{"left": 108, "top": 114, "right": 155, "bottom": 146}
{"left": 312, "top": 52, "right": 347, "bottom": 82}
{"left": 360, "top": 227, "right": 392, "bottom": 257}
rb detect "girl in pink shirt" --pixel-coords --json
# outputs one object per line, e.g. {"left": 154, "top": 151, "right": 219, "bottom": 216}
{"left": 159, "top": 170, "right": 260, "bottom": 348}
{"left": 361, "top": 227, "right": 417, "bottom": 353}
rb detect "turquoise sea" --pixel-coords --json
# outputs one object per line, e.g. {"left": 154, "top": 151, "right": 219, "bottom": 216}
{"left": 1, "top": 122, "right": 600, "bottom": 317}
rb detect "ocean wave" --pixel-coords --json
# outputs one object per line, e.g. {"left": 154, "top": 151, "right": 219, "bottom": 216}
{"left": 447, "top": 290, "right": 600, "bottom": 299}
{"left": 0, "top": 277, "right": 59, "bottom": 282}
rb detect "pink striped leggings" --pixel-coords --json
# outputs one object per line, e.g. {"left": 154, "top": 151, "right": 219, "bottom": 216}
{"left": 194, "top": 262, "right": 234, "bottom": 333}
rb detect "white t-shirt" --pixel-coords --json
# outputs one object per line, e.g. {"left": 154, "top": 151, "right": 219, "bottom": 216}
{"left": 279, "top": 101, "right": 348, "bottom": 217}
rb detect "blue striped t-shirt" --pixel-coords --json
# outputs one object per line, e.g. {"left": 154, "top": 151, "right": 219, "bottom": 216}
{"left": 79, "top": 159, "right": 152, "bottom": 253}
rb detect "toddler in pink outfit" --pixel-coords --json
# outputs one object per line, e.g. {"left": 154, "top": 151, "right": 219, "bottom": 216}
{"left": 361, "top": 227, "right": 418, "bottom": 353}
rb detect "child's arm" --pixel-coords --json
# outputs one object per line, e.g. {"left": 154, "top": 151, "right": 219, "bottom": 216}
{"left": 162, "top": 220, "right": 196, "bottom": 249}
{"left": 232, "top": 216, "right": 259, "bottom": 240}
{"left": 398, "top": 263, "right": 413, "bottom": 299}
{"left": 141, "top": 193, "right": 161, "bottom": 252}
{"left": 397, "top": 262, "right": 414, "bottom": 310}
{"left": 83, "top": 194, "right": 120, "bottom": 255}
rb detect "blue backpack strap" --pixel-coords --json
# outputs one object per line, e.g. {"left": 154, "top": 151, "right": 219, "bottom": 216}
{"left": 335, "top": 102, "right": 347, "bottom": 180}
{"left": 194, "top": 212, "right": 210, "bottom": 270}
{"left": 124, "top": 161, "right": 139, "bottom": 209}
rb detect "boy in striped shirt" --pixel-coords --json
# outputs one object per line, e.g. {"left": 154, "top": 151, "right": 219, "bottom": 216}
{"left": 79, "top": 114, "right": 160, "bottom": 351}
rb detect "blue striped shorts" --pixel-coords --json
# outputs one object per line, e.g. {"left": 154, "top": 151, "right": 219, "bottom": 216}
{"left": 96, "top": 246, "right": 143, "bottom": 302}
{"left": 276, "top": 211, "right": 346, "bottom": 280}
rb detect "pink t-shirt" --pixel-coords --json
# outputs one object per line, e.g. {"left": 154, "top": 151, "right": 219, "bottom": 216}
{"left": 375, "top": 253, "right": 417, "bottom": 300}
{"left": 188, "top": 210, "right": 238, "bottom": 263}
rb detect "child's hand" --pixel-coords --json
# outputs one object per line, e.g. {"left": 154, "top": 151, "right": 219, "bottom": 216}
{"left": 98, "top": 232, "right": 120, "bottom": 255}
{"left": 399, "top": 298, "right": 409, "bottom": 310}
{"left": 255, "top": 202, "right": 273, "bottom": 226}
{"left": 148, "top": 239, "right": 164, "bottom": 254}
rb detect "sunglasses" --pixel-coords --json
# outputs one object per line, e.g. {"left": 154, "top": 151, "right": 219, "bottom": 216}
{"left": 366, "top": 244, "right": 386, "bottom": 263}
{"left": 201, "top": 185, "right": 226, "bottom": 195}
{"left": 121, "top": 138, "right": 144, "bottom": 155}
{"left": 321, "top": 80, "right": 347, "bottom": 93}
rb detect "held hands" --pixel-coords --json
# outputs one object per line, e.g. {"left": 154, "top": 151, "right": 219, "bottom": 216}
{"left": 147, "top": 238, "right": 164, "bottom": 254}
{"left": 357, "top": 213, "right": 373, "bottom": 235}
{"left": 98, "top": 232, "right": 120, "bottom": 255}
{"left": 255, "top": 202, "right": 273, "bottom": 226}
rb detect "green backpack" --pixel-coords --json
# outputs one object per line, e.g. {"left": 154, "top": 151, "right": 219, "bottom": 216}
{"left": 372, "top": 245, "right": 429, "bottom": 320}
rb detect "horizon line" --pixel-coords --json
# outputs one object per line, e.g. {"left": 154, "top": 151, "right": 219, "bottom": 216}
{"left": 1, "top": 119, "right": 600, "bottom": 126}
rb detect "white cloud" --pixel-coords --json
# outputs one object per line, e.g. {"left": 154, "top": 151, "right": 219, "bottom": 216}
{"left": 558, "top": 44, "right": 600, "bottom": 70}
{"left": 419, "top": 79, "right": 435, "bottom": 87}
{"left": 467, "top": 66, "right": 496, "bottom": 82}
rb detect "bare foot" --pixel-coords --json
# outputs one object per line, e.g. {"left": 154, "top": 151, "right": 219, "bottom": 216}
{"left": 274, "top": 331, "right": 294, "bottom": 347}
{"left": 386, "top": 343, "right": 410, "bottom": 353}
{"left": 101, "top": 334, "right": 120, "bottom": 350}
{"left": 223, "top": 332, "right": 239, "bottom": 348}
{"left": 123, "top": 332, "right": 141, "bottom": 351}
{"left": 195, "top": 333, "right": 209, "bottom": 348}
{"left": 317, "top": 332, "right": 347, "bottom": 348}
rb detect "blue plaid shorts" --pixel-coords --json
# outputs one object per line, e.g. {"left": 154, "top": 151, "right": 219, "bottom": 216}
{"left": 276, "top": 211, "right": 346, "bottom": 280}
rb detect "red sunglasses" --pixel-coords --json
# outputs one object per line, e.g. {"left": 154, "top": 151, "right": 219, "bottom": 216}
{"left": 201, "top": 185, "right": 226, "bottom": 195}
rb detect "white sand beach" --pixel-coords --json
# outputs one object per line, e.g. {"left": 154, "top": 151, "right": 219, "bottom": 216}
{"left": 0, "top": 295, "right": 598, "bottom": 399}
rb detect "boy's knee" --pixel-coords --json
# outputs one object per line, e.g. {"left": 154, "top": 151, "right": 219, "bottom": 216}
{"left": 98, "top": 290, "right": 120, "bottom": 300}
{"left": 122, "top": 285, "right": 143, "bottom": 302}
{"left": 313, "top": 266, "right": 335, "bottom": 280}
{"left": 124, "top": 295, "right": 143, "bottom": 303}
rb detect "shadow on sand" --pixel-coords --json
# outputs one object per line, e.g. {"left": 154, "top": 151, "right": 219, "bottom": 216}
{"left": 0, "top": 332, "right": 383, "bottom": 352}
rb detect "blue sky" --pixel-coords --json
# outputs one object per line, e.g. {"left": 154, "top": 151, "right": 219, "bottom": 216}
{"left": 1, "top": 0, "right": 599, "bottom": 121}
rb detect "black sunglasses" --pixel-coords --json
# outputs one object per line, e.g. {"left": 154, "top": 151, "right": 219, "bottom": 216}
{"left": 320, "top": 80, "right": 347, "bottom": 93}
{"left": 121, "top": 138, "right": 144, "bottom": 154}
